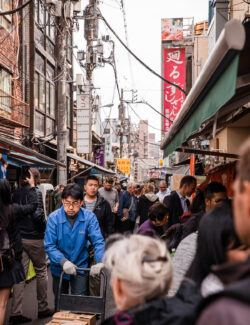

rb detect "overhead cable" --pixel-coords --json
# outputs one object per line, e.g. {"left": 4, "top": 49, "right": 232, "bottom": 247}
{"left": 99, "top": 10, "right": 187, "bottom": 96}
{"left": 133, "top": 101, "right": 173, "bottom": 123}
{"left": 0, "top": 0, "right": 32, "bottom": 16}
{"left": 127, "top": 103, "right": 162, "bottom": 132}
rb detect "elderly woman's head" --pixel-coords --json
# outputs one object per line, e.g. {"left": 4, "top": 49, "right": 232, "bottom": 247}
{"left": 104, "top": 235, "right": 172, "bottom": 311}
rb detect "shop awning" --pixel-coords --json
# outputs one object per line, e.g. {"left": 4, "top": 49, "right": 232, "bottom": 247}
{"left": 0, "top": 136, "right": 65, "bottom": 167}
{"left": 161, "top": 20, "right": 247, "bottom": 157}
{"left": 67, "top": 153, "right": 115, "bottom": 175}
{"left": 8, "top": 152, "right": 54, "bottom": 168}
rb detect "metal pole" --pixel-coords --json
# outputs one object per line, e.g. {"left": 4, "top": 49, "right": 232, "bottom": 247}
{"left": 57, "top": 0, "right": 68, "bottom": 185}
{"left": 119, "top": 89, "right": 124, "bottom": 158}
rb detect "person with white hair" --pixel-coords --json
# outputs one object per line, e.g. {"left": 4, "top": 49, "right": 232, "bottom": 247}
{"left": 117, "top": 182, "right": 137, "bottom": 233}
{"left": 157, "top": 181, "right": 171, "bottom": 202}
{"left": 101, "top": 235, "right": 172, "bottom": 324}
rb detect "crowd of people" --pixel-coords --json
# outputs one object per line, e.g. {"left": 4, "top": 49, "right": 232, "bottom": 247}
{"left": 1, "top": 137, "right": 250, "bottom": 325}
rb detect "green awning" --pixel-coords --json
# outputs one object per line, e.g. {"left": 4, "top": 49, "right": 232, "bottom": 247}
{"left": 164, "top": 53, "right": 240, "bottom": 158}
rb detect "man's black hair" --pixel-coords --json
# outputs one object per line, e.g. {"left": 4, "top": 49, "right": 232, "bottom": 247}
{"left": 180, "top": 175, "right": 196, "bottom": 188}
{"left": 148, "top": 202, "right": 169, "bottom": 221}
{"left": 186, "top": 202, "right": 240, "bottom": 285}
{"left": 61, "top": 183, "right": 83, "bottom": 201}
{"left": 85, "top": 175, "right": 99, "bottom": 184}
{"left": 204, "top": 182, "right": 227, "bottom": 200}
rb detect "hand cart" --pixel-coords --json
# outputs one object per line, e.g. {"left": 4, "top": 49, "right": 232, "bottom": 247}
{"left": 56, "top": 267, "right": 107, "bottom": 322}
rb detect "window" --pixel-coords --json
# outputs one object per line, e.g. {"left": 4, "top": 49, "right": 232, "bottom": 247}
{"left": 35, "top": 111, "right": 45, "bottom": 136}
{"left": 0, "top": 69, "right": 12, "bottom": 113}
{"left": 34, "top": 73, "right": 39, "bottom": 108}
{"left": 39, "top": 75, "right": 45, "bottom": 111}
{"left": 0, "top": 0, "right": 12, "bottom": 32}
{"left": 46, "top": 117, "right": 54, "bottom": 136}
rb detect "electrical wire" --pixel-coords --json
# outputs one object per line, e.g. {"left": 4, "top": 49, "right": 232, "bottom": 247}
{"left": 0, "top": 0, "right": 32, "bottom": 16}
{"left": 132, "top": 101, "right": 173, "bottom": 123}
{"left": 120, "top": 0, "right": 135, "bottom": 88}
{"left": 98, "top": 10, "right": 187, "bottom": 95}
{"left": 127, "top": 103, "right": 162, "bottom": 132}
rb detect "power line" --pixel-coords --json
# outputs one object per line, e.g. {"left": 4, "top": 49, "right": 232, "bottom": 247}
{"left": 0, "top": 0, "right": 32, "bottom": 16}
{"left": 130, "top": 101, "right": 173, "bottom": 123}
{"left": 127, "top": 103, "right": 161, "bottom": 132}
{"left": 99, "top": 10, "right": 187, "bottom": 95}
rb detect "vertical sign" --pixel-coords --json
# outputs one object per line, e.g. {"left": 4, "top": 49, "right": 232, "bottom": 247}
{"left": 76, "top": 90, "right": 91, "bottom": 154}
{"left": 117, "top": 159, "right": 130, "bottom": 175}
{"left": 94, "top": 145, "right": 105, "bottom": 166}
{"left": 163, "top": 48, "right": 186, "bottom": 133}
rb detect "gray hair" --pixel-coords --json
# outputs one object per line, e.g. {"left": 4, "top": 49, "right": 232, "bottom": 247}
{"left": 104, "top": 235, "right": 172, "bottom": 302}
{"left": 127, "top": 182, "right": 135, "bottom": 189}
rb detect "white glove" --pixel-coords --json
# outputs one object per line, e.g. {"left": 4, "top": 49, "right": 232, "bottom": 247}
{"left": 90, "top": 262, "right": 104, "bottom": 276}
{"left": 63, "top": 260, "right": 77, "bottom": 276}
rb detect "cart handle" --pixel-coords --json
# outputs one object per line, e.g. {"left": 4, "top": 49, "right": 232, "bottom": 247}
{"left": 57, "top": 266, "right": 108, "bottom": 308}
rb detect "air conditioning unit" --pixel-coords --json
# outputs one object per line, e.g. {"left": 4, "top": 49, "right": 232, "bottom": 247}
{"left": 73, "top": 1, "right": 81, "bottom": 13}
{"left": 76, "top": 74, "right": 84, "bottom": 87}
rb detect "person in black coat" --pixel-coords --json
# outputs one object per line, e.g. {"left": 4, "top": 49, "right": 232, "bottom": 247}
{"left": 163, "top": 176, "right": 196, "bottom": 228}
{"left": 10, "top": 168, "right": 53, "bottom": 324}
{"left": 83, "top": 175, "right": 113, "bottom": 239}
{"left": 0, "top": 179, "right": 38, "bottom": 325}
{"left": 138, "top": 184, "right": 159, "bottom": 226}
{"left": 102, "top": 234, "right": 202, "bottom": 325}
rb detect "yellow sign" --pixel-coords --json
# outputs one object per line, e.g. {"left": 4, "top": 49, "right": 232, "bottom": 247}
{"left": 117, "top": 159, "right": 130, "bottom": 175}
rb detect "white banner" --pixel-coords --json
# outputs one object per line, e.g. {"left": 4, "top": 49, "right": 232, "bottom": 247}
{"left": 76, "top": 91, "right": 91, "bottom": 154}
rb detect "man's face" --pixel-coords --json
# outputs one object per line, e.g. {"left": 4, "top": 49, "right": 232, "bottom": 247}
{"left": 84, "top": 180, "right": 99, "bottom": 197}
{"left": 205, "top": 192, "right": 228, "bottom": 212}
{"left": 104, "top": 180, "right": 113, "bottom": 191}
{"left": 184, "top": 181, "right": 197, "bottom": 197}
{"left": 233, "top": 179, "right": 250, "bottom": 246}
{"left": 128, "top": 184, "right": 136, "bottom": 195}
{"left": 62, "top": 196, "right": 82, "bottom": 216}
{"left": 159, "top": 184, "right": 167, "bottom": 193}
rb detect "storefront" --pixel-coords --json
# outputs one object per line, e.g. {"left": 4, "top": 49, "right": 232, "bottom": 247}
{"left": 160, "top": 19, "right": 250, "bottom": 190}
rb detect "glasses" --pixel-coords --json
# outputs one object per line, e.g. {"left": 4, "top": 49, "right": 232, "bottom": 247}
{"left": 64, "top": 201, "right": 80, "bottom": 208}
{"left": 142, "top": 256, "right": 168, "bottom": 264}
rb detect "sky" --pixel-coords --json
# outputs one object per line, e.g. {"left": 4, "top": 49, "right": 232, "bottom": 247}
{"left": 74, "top": 0, "right": 208, "bottom": 141}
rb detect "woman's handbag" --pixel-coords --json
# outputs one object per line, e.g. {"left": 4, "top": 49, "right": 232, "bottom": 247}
{"left": 122, "top": 197, "right": 134, "bottom": 220}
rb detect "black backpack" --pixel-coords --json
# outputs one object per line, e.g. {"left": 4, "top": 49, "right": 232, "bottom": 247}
{"left": 0, "top": 226, "right": 15, "bottom": 271}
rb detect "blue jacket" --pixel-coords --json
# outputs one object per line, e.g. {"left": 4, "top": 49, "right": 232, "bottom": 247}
{"left": 118, "top": 190, "right": 137, "bottom": 222}
{"left": 44, "top": 206, "right": 105, "bottom": 279}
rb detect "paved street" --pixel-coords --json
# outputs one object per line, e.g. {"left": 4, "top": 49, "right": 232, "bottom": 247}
{"left": 4, "top": 269, "right": 116, "bottom": 325}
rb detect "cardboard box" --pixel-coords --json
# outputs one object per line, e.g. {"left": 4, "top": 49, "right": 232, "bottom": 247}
{"left": 46, "top": 319, "right": 88, "bottom": 325}
{"left": 52, "top": 312, "right": 96, "bottom": 325}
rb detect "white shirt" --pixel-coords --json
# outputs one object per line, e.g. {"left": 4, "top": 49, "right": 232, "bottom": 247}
{"left": 157, "top": 188, "right": 171, "bottom": 202}
{"left": 176, "top": 190, "right": 188, "bottom": 213}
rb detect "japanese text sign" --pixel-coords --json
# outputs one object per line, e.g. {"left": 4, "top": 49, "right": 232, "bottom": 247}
{"left": 163, "top": 48, "right": 186, "bottom": 133}
{"left": 117, "top": 159, "right": 130, "bottom": 175}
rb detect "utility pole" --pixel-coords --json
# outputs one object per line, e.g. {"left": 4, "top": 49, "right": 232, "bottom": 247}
{"left": 119, "top": 89, "right": 125, "bottom": 158}
{"left": 84, "top": 0, "right": 99, "bottom": 161}
{"left": 56, "top": 0, "right": 68, "bottom": 185}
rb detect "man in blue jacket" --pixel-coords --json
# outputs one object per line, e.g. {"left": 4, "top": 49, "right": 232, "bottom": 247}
{"left": 117, "top": 182, "right": 137, "bottom": 233}
{"left": 44, "top": 183, "right": 105, "bottom": 308}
